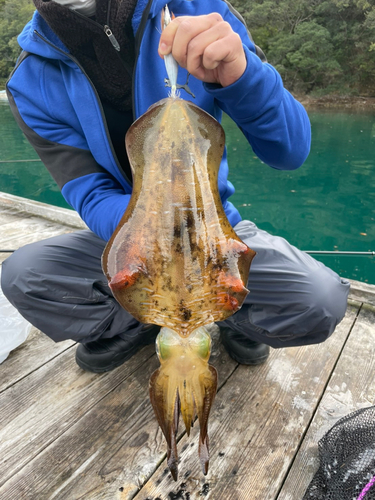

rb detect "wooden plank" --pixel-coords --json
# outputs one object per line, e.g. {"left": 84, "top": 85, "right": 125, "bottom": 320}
{"left": 0, "top": 215, "right": 74, "bottom": 263}
{"left": 0, "top": 327, "right": 238, "bottom": 499}
{"left": 0, "top": 209, "right": 32, "bottom": 260}
{"left": 349, "top": 279, "right": 375, "bottom": 306}
{"left": 277, "top": 303, "right": 375, "bottom": 500}
{"left": 0, "top": 207, "right": 32, "bottom": 224}
{"left": 0, "top": 227, "right": 73, "bottom": 263}
{"left": 0, "top": 217, "right": 74, "bottom": 249}
{"left": 0, "top": 218, "right": 58, "bottom": 239}
{"left": 0, "top": 327, "right": 75, "bottom": 393}
{"left": 134, "top": 303, "right": 359, "bottom": 500}
{"left": 0, "top": 191, "right": 87, "bottom": 229}
{"left": 0, "top": 342, "right": 156, "bottom": 488}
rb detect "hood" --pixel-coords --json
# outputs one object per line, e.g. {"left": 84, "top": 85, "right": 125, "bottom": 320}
{"left": 17, "top": 11, "right": 70, "bottom": 60}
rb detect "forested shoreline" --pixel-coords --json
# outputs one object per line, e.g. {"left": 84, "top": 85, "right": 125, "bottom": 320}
{"left": 0, "top": 0, "right": 374, "bottom": 98}
{"left": 231, "top": 0, "right": 375, "bottom": 97}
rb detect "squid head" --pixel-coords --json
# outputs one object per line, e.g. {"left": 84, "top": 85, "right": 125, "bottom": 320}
{"left": 149, "top": 326, "right": 217, "bottom": 480}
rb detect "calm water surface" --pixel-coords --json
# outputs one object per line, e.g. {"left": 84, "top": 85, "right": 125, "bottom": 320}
{"left": 1, "top": 101, "right": 374, "bottom": 284}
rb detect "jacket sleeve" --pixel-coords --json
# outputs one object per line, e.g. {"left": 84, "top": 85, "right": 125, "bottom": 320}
{"left": 203, "top": 5, "right": 311, "bottom": 170}
{"left": 6, "top": 61, "right": 130, "bottom": 242}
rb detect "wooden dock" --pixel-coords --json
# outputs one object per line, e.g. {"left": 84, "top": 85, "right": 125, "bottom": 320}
{"left": 1, "top": 192, "right": 374, "bottom": 500}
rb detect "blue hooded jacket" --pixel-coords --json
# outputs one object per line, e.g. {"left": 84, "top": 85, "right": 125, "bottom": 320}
{"left": 6, "top": 0, "right": 311, "bottom": 241}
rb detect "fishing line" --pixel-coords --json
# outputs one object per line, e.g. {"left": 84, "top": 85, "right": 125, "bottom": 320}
{"left": 304, "top": 251, "right": 375, "bottom": 256}
{"left": 0, "top": 159, "right": 41, "bottom": 163}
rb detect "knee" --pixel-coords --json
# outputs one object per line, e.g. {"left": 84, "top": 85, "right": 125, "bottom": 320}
{"left": 244, "top": 266, "right": 349, "bottom": 348}
{"left": 2, "top": 251, "right": 22, "bottom": 302}
{"left": 1, "top": 244, "right": 42, "bottom": 307}
{"left": 299, "top": 266, "right": 350, "bottom": 342}
{"left": 308, "top": 267, "right": 349, "bottom": 321}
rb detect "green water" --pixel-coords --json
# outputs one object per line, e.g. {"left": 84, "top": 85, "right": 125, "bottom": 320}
{"left": 0, "top": 101, "right": 70, "bottom": 208}
{"left": 1, "top": 101, "right": 375, "bottom": 284}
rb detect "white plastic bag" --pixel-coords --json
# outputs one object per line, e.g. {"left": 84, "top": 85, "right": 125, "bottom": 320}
{"left": 0, "top": 267, "right": 32, "bottom": 364}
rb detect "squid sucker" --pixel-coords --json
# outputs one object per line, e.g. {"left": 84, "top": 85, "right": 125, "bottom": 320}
{"left": 102, "top": 96, "right": 256, "bottom": 480}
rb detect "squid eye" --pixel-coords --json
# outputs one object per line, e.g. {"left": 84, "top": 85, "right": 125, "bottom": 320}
{"left": 156, "top": 327, "right": 180, "bottom": 361}
{"left": 156, "top": 339, "right": 170, "bottom": 360}
{"left": 189, "top": 327, "right": 211, "bottom": 360}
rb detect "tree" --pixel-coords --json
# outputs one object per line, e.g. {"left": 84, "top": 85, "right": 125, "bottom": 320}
{"left": 268, "top": 21, "right": 342, "bottom": 92}
{"left": 1, "top": 0, "right": 374, "bottom": 95}
{"left": 0, "top": 0, "right": 34, "bottom": 81}
{"left": 231, "top": 0, "right": 375, "bottom": 95}
{"left": 316, "top": 0, "right": 375, "bottom": 93}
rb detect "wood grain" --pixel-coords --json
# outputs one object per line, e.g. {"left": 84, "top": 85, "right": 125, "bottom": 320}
{"left": 0, "top": 327, "right": 75, "bottom": 394}
{"left": 0, "top": 328, "right": 237, "bottom": 500}
{"left": 0, "top": 207, "right": 31, "bottom": 225}
{"left": 0, "top": 343, "right": 156, "bottom": 489}
{"left": 0, "top": 209, "right": 74, "bottom": 265}
{"left": 0, "top": 191, "right": 86, "bottom": 229}
{"left": 135, "top": 304, "right": 359, "bottom": 500}
{"left": 0, "top": 216, "right": 73, "bottom": 249}
{"left": 349, "top": 279, "right": 375, "bottom": 306}
{"left": 277, "top": 302, "right": 375, "bottom": 500}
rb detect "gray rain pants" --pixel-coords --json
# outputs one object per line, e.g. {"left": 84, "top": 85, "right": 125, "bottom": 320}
{"left": 1, "top": 220, "right": 350, "bottom": 348}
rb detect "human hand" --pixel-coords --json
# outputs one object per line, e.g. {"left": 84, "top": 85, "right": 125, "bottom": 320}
{"left": 158, "top": 13, "right": 247, "bottom": 88}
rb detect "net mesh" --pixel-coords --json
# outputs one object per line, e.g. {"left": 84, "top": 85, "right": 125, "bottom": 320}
{"left": 304, "top": 406, "right": 375, "bottom": 500}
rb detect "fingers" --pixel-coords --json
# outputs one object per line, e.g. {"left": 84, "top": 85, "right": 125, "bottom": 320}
{"left": 159, "top": 13, "right": 223, "bottom": 63}
{"left": 187, "top": 29, "right": 242, "bottom": 77}
{"left": 158, "top": 13, "right": 246, "bottom": 86}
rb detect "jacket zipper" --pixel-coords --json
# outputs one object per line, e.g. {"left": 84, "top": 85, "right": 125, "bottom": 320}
{"left": 73, "top": 0, "right": 121, "bottom": 52}
{"left": 102, "top": 0, "right": 120, "bottom": 51}
{"left": 73, "top": 7, "right": 133, "bottom": 75}
{"left": 33, "top": 30, "right": 132, "bottom": 189}
{"left": 103, "top": 26, "right": 120, "bottom": 51}
{"left": 74, "top": 0, "right": 155, "bottom": 120}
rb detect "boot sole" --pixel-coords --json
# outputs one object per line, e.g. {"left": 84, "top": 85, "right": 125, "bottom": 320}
{"left": 220, "top": 336, "right": 270, "bottom": 366}
{"left": 75, "top": 326, "right": 160, "bottom": 373}
{"left": 75, "top": 348, "right": 139, "bottom": 373}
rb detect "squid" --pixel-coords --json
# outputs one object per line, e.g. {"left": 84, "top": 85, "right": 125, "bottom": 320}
{"left": 103, "top": 5, "right": 255, "bottom": 476}
{"left": 102, "top": 95, "right": 255, "bottom": 479}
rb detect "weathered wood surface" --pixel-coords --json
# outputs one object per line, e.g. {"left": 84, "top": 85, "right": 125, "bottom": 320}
{"left": 0, "top": 327, "right": 74, "bottom": 394}
{"left": 135, "top": 303, "right": 359, "bottom": 500}
{"left": 0, "top": 342, "right": 156, "bottom": 491}
{"left": 349, "top": 278, "right": 375, "bottom": 306}
{"left": 278, "top": 302, "right": 375, "bottom": 500}
{"left": 0, "top": 212, "right": 74, "bottom": 249}
{"left": 0, "top": 328, "right": 237, "bottom": 500}
{"left": 0, "top": 191, "right": 86, "bottom": 229}
{"left": 0, "top": 206, "right": 76, "bottom": 264}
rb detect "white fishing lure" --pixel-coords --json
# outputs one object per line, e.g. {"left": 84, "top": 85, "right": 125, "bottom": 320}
{"left": 163, "top": 5, "right": 179, "bottom": 97}
{"left": 162, "top": 5, "right": 195, "bottom": 98}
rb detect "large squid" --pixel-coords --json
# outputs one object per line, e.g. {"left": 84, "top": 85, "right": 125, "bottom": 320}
{"left": 102, "top": 6, "right": 255, "bottom": 481}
